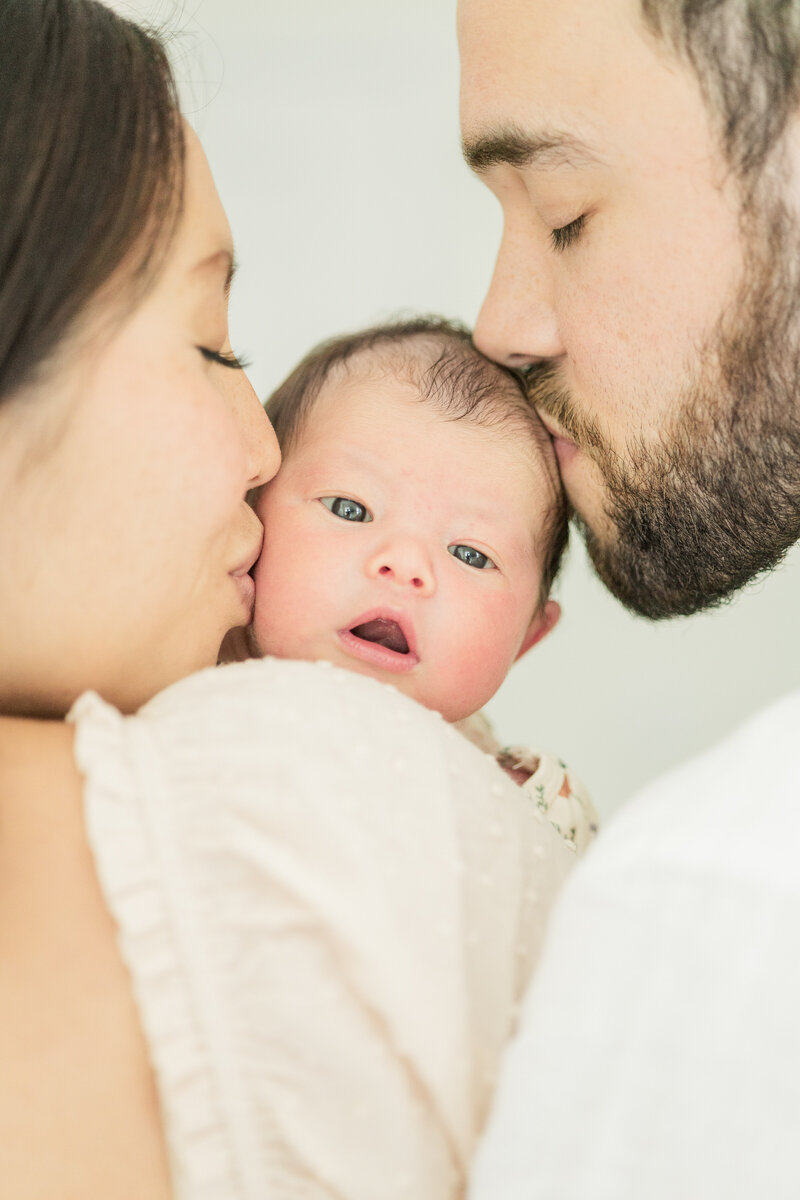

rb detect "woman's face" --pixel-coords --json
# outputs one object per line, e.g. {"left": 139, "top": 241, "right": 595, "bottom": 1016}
{"left": 0, "top": 128, "right": 280, "bottom": 716}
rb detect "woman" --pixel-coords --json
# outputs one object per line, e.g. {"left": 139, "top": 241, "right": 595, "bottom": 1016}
{"left": 0, "top": 3, "right": 574, "bottom": 1196}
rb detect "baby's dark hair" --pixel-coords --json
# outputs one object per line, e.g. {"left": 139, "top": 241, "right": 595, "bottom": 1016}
{"left": 266, "top": 316, "right": 569, "bottom": 605}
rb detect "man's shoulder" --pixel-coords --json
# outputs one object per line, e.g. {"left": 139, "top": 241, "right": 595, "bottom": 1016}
{"left": 585, "top": 687, "right": 800, "bottom": 891}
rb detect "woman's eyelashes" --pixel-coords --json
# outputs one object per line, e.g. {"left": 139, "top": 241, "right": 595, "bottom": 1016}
{"left": 448, "top": 544, "right": 496, "bottom": 570}
{"left": 320, "top": 496, "right": 373, "bottom": 523}
{"left": 550, "top": 212, "right": 587, "bottom": 252}
{"left": 198, "top": 346, "right": 251, "bottom": 370}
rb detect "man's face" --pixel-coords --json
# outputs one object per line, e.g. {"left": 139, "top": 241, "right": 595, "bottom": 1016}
{"left": 459, "top": 0, "right": 800, "bottom": 617}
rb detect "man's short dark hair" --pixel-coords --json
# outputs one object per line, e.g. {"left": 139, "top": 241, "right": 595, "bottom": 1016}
{"left": 641, "top": 1, "right": 800, "bottom": 189}
{"left": 265, "top": 316, "right": 569, "bottom": 606}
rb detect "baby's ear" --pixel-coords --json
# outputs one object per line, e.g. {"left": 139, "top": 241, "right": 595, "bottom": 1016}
{"left": 514, "top": 599, "right": 561, "bottom": 663}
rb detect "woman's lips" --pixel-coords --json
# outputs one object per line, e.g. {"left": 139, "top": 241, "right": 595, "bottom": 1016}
{"left": 230, "top": 569, "right": 256, "bottom": 614}
{"left": 229, "top": 536, "right": 262, "bottom": 616}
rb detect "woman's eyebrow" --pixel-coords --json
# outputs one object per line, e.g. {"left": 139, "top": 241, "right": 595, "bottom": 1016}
{"left": 462, "top": 125, "right": 604, "bottom": 174}
{"left": 194, "top": 247, "right": 238, "bottom": 297}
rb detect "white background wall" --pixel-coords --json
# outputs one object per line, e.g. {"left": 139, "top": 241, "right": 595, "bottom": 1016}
{"left": 117, "top": 0, "right": 800, "bottom": 819}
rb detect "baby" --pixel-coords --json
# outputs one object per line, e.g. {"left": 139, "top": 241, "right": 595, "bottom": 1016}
{"left": 211, "top": 318, "right": 597, "bottom": 1196}
{"left": 248, "top": 316, "right": 595, "bottom": 851}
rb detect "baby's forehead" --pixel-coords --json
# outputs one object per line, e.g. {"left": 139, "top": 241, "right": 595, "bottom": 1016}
{"left": 269, "top": 327, "right": 569, "bottom": 597}
{"left": 318, "top": 339, "right": 555, "bottom": 459}
{"left": 306, "top": 354, "right": 560, "bottom": 522}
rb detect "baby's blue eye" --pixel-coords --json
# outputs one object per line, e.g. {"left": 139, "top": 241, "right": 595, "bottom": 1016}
{"left": 320, "top": 496, "right": 373, "bottom": 523}
{"left": 448, "top": 544, "right": 495, "bottom": 570}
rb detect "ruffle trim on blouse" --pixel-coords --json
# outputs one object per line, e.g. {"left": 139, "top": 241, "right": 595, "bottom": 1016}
{"left": 499, "top": 747, "right": 597, "bottom": 854}
{"left": 68, "top": 691, "right": 246, "bottom": 1200}
{"left": 454, "top": 712, "right": 597, "bottom": 854}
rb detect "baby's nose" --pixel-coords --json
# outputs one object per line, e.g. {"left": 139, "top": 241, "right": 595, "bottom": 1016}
{"left": 366, "top": 539, "right": 435, "bottom": 596}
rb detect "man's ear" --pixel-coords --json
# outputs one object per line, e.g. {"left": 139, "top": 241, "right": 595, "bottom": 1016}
{"left": 514, "top": 599, "right": 561, "bottom": 663}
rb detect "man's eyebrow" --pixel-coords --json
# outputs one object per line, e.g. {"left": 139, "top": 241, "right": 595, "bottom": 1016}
{"left": 194, "top": 248, "right": 238, "bottom": 297}
{"left": 462, "top": 125, "right": 603, "bottom": 173}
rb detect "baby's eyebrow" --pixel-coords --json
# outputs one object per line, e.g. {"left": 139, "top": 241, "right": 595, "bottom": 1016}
{"left": 462, "top": 124, "right": 604, "bottom": 174}
{"left": 306, "top": 446, "right": 385, "bottom": 478}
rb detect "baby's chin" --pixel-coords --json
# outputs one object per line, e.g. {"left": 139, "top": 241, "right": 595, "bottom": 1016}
{"left": 254, "top": 643, "right": 486, "bottom": 726}
{"left": 327, "top": 650, "right": 492, "bottom": 722}
{"left": 325, "top": 656, "right": 492, "bottom": 724}
{"left": 246, "top": 615, "right": 278, "bottom": 661}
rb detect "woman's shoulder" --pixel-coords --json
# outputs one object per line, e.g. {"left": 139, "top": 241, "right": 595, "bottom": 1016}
{"left": 0, "top": 719, "right": 174, "bottom": 1199}
{"left": 0, "top": 713, "right": 80, "bottom": 798}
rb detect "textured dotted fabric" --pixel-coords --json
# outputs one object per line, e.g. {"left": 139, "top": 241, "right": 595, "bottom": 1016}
{"left": 69, "top": 658, "right": 575, "bottom": 1200}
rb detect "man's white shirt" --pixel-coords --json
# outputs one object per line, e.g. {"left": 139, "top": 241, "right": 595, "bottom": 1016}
{"left": 470, "top": 688, "right": 800, "bottom": 1200}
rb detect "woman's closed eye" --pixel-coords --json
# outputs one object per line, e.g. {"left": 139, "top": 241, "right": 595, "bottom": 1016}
{"left": 448, "top": 544, "right": 495, "bottom": 570}
{"left": 320, "top": 496, "right": 373, "bottom": 523}
{"left": 198, "top": 345, "right": 251, "bottom": 370}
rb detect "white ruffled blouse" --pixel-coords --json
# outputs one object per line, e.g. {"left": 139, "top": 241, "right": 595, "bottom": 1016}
{"left": 68, "top": 658, "right": 577, "bottom": 1200}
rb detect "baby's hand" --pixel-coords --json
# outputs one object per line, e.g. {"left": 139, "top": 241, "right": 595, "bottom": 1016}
{"left": 497, "top": 751, "right": 538, "bottom": 788}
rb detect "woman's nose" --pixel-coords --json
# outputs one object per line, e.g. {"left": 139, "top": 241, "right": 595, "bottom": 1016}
{"left": 232, "top": 369, "right": 281, "bottom": 488}
{"left": 472, "top": 220, "right": 565, "bottom": 370}
{"left": 365, "top": 538, "right": 435, "bottom": 596}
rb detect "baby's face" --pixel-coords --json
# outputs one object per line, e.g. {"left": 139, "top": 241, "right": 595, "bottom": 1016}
{"left": 252, "top": 373, "right": 559, "bottom": 721}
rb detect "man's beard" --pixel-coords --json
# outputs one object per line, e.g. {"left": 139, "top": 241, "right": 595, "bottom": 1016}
{"left": 527, "top": 204, "right": 800, "bottom": 620}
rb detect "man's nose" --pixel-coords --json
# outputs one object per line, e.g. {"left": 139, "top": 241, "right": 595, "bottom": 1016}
{"left": 365, "top": 537, "right": 435, "bottom": 596}
{"left": 473, "top": 219, "right": 565, "bottom": 369}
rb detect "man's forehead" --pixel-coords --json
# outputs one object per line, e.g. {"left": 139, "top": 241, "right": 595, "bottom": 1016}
{"left": 457, "top": 0, "right": 643, "bottom": 44}
{"left": 458, "top": 0, "right": 695, "bottom": 172}
{"left": 458, "top": 0, "right": 649, "bottom": 120}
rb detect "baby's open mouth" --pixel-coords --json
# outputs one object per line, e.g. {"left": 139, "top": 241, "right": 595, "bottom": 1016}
{"left": 349, "top": 618, "right": 410, "bottom": 655}
{"left": 338, "top": 613, "right": 418, "bottom": 674}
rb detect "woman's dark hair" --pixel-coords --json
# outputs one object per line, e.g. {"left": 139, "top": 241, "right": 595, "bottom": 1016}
{"left": 0, "top": 0, "right": 185, "bottom": 404}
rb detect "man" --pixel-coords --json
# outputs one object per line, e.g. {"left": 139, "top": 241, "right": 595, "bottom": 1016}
{"left": 459, "top": 0, "right": 800, "bottom": 1196}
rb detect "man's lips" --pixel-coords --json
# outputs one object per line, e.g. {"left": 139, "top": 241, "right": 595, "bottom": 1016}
{"left": 337, "top": 608, "right": 419, "bottom": 674}
{"left": 536, "top": 413, "right": 579, "bottom": 467}
{"left": 537, "top": 412, "right": 574, "bottom": 446}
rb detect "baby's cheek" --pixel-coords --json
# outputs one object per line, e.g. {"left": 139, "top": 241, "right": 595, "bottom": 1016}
{"left": 445, "top": 648, "right": 510, "bottom": 718}
{"left": 448, "top": 590, "right": 533, "bottom": 714}
{"left": 251, "top": 534, "right": 304, "bottom": 656}
{"left": 432, "top": 621, "right": 515, "bottom": 722}
{"left": 250, "top": 576, "right": 291, "bottom": 657}
{"left": 252, "top": 527, "right": 341, "bottom": 662}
